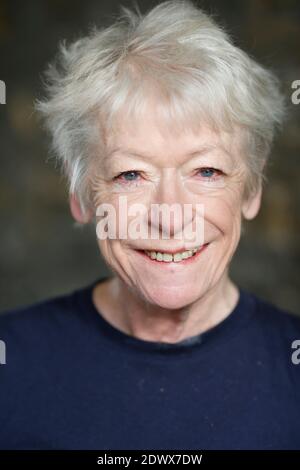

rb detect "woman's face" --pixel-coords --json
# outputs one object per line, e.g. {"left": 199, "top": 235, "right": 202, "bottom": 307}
{"left": 90, "top": 103, "right": 261, "bottom": 309}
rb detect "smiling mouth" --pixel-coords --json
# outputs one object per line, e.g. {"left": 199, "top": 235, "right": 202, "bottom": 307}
{"left": 135, "top": 244, "right": 209, "bottom": 264}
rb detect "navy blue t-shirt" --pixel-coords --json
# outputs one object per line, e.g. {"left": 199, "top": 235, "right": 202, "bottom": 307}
{"left": 0, "top": 277, "right": 300, "bottom": 450}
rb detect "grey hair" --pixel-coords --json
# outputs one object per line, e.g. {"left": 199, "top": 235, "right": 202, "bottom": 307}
{"left": 36, "top": 0, "right": 285, "bottom": 214}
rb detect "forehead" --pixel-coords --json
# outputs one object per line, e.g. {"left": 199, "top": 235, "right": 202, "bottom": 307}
{"left": 105, "top": 99, "right": 242, "bottom": 166}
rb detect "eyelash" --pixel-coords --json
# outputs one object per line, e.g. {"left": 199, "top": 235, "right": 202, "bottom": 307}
{"left": 114, "top": 168, "right": 223, "bottom": 184}
{"left": 114, "top": 171, "right": 143, "bottom": 183}
{"left": 195, "top": 167, "right": 223, "bottom": 181}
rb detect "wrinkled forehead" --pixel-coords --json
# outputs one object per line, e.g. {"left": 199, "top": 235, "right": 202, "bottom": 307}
{"left": 103, "top": 96, "right": 244, "bottom": 167}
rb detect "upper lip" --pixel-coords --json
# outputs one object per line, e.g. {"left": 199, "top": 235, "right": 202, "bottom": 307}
{"left": 135, "top": 244, "right": 208, "bottom": 254}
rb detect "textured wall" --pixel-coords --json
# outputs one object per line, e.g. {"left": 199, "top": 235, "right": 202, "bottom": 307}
{"left": 0, "top": 0, "right": 299, "bottom": 313}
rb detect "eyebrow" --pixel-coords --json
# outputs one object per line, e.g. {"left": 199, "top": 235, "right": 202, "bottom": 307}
{"left": 104, "top": 144, "right": 230, "bottom": 162}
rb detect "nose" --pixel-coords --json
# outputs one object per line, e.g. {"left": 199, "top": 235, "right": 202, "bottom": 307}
{"left": 148, "top": 170, "right": 195, "bottom": 240}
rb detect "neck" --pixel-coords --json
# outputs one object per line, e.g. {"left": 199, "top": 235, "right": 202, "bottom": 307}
{"left": 93, "top": 273, "right": 239, "bottom": 344}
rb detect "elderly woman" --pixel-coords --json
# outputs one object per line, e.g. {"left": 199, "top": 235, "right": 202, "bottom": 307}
{"left": 0, "top": 0, "right": 299, "bottom": 451}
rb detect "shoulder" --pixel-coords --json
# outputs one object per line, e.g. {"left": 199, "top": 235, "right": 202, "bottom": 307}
{"left": 249, "top": 291, "right": 300, "bottom": 338}
{"left": 243, "top": 290, "right": 300, "bottom": 376}
{"left": 0, "top": 280, "right": 97, "bottom": 347}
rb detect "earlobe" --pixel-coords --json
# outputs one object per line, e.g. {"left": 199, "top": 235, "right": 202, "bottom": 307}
{"left": 69, "top": 193, "right": 93, "bottom": 224}
{"left": 242, "top": 186, "right": 263, "bottom": 220}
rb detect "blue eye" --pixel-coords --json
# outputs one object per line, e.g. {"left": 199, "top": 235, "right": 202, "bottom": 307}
{"left": 196, "top": 168, "right": 224, "bottom": 181}
{"left": 123, "top": 171, "right": 139, "bottom": 180}
{"left": 199, "top": 168, "right": 216, "bottom": 178}
{"left": 115, "top": 171, "right": 141, "bottom": 182}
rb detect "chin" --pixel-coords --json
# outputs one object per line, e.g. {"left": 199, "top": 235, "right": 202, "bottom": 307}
{"left": 142, "top": 285, "right": 202, "bottom": 310}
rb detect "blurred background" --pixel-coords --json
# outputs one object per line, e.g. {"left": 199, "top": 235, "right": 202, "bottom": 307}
{"left": 0, "top": 0, "right": 299, "bottom": 313}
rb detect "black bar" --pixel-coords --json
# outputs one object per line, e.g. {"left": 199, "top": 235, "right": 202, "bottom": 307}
{"left": 0, "top": 450, "right": 299, "bottom": 467}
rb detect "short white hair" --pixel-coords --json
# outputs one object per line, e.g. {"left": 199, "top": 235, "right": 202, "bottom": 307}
{"left": 36, "top": 0, "right": 285, "bottom": 213}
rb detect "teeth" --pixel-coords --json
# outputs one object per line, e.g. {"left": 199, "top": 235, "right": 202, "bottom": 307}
{"left": 174, "top": 252, "right": 185, "bottom": 262}
{"left": 145, "top": 247, "right": 201, "bottom": 262}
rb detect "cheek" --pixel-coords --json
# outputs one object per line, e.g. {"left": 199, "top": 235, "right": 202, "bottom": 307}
{"left": 97, "top": 238, "right": 126, "bottom": 274}
{"left": 93, "top": 182, "right": 154, "bottom": 211}
{"left": 94, "top": 187, "right": 156, "bottom": 240}
{"left": 202, "top": 191, "right": 243, "bottom": 239}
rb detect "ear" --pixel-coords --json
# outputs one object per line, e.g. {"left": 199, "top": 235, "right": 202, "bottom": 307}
{"left": 69, "top": 193, "right": 93, "bottom": 224}
{"left": 242, "top": 185, "right": 263, "bottom": 220}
